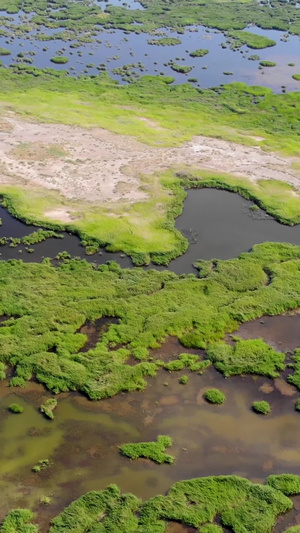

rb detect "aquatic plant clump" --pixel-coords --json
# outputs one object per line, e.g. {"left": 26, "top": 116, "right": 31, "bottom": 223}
{"left": 204, "top": 388, "right": 226, "bottom": 404}
{"left": 252, "top": 400, "right": 271, "bottom": 414}
{"left": 119, "top": 435, "right": 174, "bottom": 463}
{"left": 40, "top": 398, "right": 58, "bottom": 419}
{"left": 8, "top": 403, "right": 24, "bottom": 413}
{"left": 260, "top": 61, "right": 276, "bottom": 67}
{"left": 189, "top": 49, "right": 209, "bottom": 57}
{"left": 50, "top": 57, "right": 69, "bottom": 65}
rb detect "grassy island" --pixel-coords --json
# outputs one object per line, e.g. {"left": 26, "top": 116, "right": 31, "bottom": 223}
{"left": 119, "top": 435, "right": 174, "bottom": 463}
{"left": 2, "top": 474, "right": 300, "bottom": 532}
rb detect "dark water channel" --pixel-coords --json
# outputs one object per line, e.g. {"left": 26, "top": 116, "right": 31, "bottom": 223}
{"left": 3, "top": 189, "right": 300, "bottom": 274}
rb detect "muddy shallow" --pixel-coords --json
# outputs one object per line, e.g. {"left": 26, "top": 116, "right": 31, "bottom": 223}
{"left": 1, "top": 333, "right": 300, "bottom": 531}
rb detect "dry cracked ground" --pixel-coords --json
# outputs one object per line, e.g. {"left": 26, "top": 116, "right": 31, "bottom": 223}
{"left": 0, "top": 114, "right": 299, "bottom": 222}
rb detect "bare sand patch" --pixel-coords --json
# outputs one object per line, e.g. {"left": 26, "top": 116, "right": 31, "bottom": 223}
{"left": 0, "top": 115, "right": 299, "bottom": 208}
{"left": 44, "top": 208, "right": 77, "bottom": 223}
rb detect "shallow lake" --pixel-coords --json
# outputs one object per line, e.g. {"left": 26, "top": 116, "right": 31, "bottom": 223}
{"left": 0, "top": 16, "right": 299, "bottom": 92}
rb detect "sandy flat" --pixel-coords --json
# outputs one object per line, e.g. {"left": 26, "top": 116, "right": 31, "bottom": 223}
{"left": 0, "top": 115, "right": 299, "bottom": 218}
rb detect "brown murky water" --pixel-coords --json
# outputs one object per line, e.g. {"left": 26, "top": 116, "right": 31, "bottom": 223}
{"left": 1, "top": 328, "right": 300, "bottom": 531}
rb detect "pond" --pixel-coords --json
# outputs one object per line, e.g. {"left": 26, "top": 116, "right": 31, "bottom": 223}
{"left": 2, "top": 188, "right": 300, "bottom": 274}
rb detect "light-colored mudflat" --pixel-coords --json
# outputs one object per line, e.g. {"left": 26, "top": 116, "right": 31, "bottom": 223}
{"left": 0, "top": 115, "right": 299, "bottom": 214}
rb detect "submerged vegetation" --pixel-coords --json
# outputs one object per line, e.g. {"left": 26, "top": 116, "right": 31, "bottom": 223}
{"left": 3, "top": 474, "right": 300, "bottom": 532}
{"left": 0, "top": 242, "right": 300, "bottom": 398}
{"left": 119, "top": 435, "right": 174, "bottom": 463}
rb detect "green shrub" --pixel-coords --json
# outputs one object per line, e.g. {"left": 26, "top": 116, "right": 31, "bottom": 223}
{"left": 9, "top": 403, "right": 24, "bottom": 413}
{"left": 267, "top": 474, "right": 300, "bottom": 495}
{"left": 207, "top": 339, "right": 285, "bottom": 378}
{"left": 295, "top": 398, "right": 300, "bottom": 411}
{"left": 179, "top": 375, "right": 188, "bottom": 384}
{"left": 292, "top": 74, "right": 300, "bottom": 81}
{"left": 1, "top": 509, "right": 38, "bottom": 532}
{"left": 40, "top": 398, "right": 58, "bottom": 420}
{"left": 204, "top": 388, "right": 226, "bottom": 404}
{"left": 252, "top": 400, "right": 271, "bottom": 414}
{"left": 119, "top": 435, "right": 174, "bottom": 464}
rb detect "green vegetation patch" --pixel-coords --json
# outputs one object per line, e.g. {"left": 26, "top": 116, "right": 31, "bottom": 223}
{"left": 22, "top": 229, "right": 63, "bottom": 246}
{"left": 119, "top": 435, "right": 174, "bottom": 464}
{"left": 204, "top": 388, "right": 226, "bottom": 404}
{"left": 40, "top": 398, "right": 58, "bottom": 419}
{"left": 9, "top": 403, "right": 24, "bottom": 413}
{"left": 267, "top": 474, "right": 300, "bottom": 495}
{"left": 0, "top": 242, "right": 299, "bottom": 397}
{"left": 207, "top": 339, "right": 285, "bottom": 378}
{"left": 50, "top": 56, "right": 68, "bottom": 64}
{"left": 46, "top": 475, "right": 294, "bottom": 532}
{"left": 32, "top": 459, "right": 50, "bottom": 473}
{"left": 147, "top": 37, "right": 181, "bottom": 46}
{"left": 295, "top": 398, "right": 300, "bottom": 411}
{"left": 200, "top": 526, "right": 223, "bottom": 533}
{"left": 189, "top": 49, "right": 209, "bottom": 57}
{"left": 164, "top": 353, "right": 211, "bottom": 374}
{"left": 228, "top": 31, "right": 276, "bottom": 49}
{"left": 0, "top": 47, "right": 11, "bottom": 56}
{"left": 288, "top": 349, "right": 300, "bottom": 390}
{"left": 292, "top": 74, "right": 300, "bottom": 81}
{"left": 1, "top": 509, "right": 38, "bottom": 533}
{"left": 260, "top": 61, "right": 276, "bottom": 67}
{"left": 252, "top": 400, "right": 271, "bottom": 414}
{"left": 170, "top": 63, "right": 193, "bottom": 74}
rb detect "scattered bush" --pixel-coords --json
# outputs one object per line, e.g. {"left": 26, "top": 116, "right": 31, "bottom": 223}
{"left": 179, "top": 375, "right": 188, "bottom": 384}
{"left": 204, "top": 388, "right": 226, "bottom": 404}
{"left": 9, "top": 403, "right": 24, "bottom": 414}
{"left": 252, "top": 400, "right": 271, "bottom": 414}
{"left": 41, "top": 398, "right": 58, "bottom": 420}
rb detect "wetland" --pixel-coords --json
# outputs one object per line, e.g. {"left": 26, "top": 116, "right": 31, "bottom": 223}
{"left": 0, "top": 0, "right": 300, "bottom": 530}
